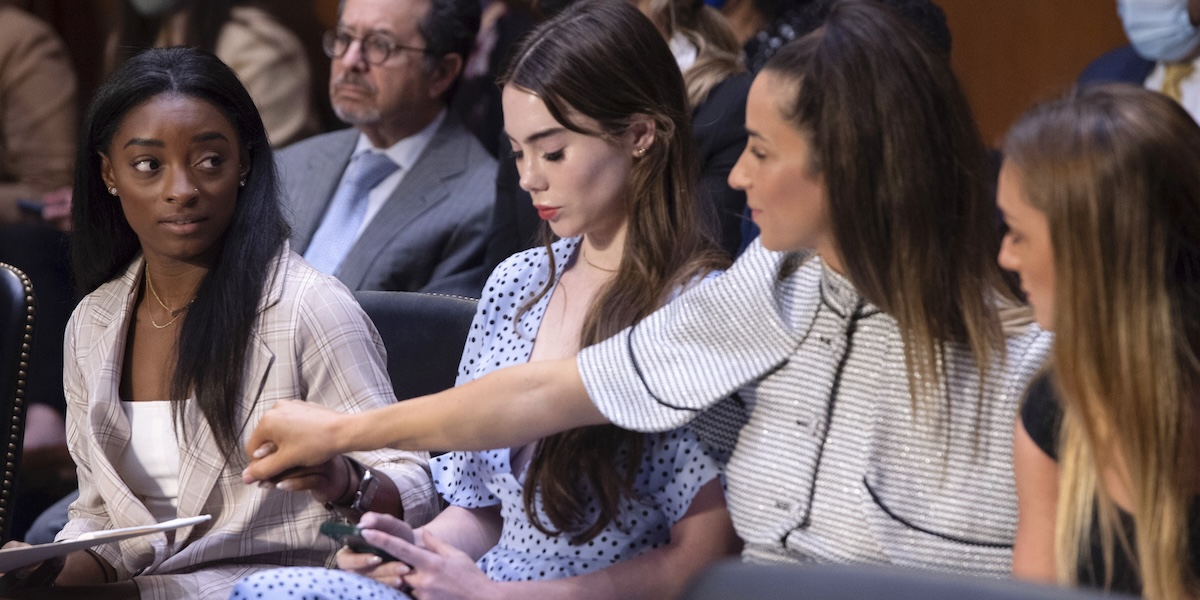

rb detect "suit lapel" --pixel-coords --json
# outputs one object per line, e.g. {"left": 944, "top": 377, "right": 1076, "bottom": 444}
{"left": 86, "top": 261, "right": 140, "bottom": 514}
{"left": 83, "top": 259, "right": 167, "bottom": 564}
{"left": 170, "top": 335, "right": 274, "bottom": 550}
{"left": 288, "top": 130, "right": 358, "bottom": 252}
{"left": 336, "top": 117, "right": 469, "bottom": 289}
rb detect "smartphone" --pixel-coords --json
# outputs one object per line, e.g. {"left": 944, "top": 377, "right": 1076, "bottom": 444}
{"left": 319, "top": 521, "right": 407, "bottom": 565}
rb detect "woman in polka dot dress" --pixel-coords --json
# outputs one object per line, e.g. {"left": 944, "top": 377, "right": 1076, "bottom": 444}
{"left": 231, "top": 2, "right": 738, "bottom": 599}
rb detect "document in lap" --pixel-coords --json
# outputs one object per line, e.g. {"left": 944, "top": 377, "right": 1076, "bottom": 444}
{"left": 0, "top": 514, "right": 212, "bottom": 572}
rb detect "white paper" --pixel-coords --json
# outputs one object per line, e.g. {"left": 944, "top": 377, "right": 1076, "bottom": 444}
{"left": 0, "top": 514, "right": 212, "bottom": 573}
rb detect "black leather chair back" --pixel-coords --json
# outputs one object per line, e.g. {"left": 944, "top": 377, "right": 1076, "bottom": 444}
{"left": 0, "top": 263, "right": 33, "bottom": 541}
{"left": 682, "top": 562, "right": 1128, "bottom": 600}
{"left": 352, "top": 291, "right": 477, "bottom": 401}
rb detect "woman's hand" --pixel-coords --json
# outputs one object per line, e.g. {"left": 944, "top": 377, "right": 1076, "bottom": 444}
{"left": 268, "top": 455, "right": 353, "bottom": 503}
{"left": 358, "top": 511, "right": 416, "bottom": 545}
{"left": 360, "top": 529, "right": 496, "bottom": 600}
{"left": 0, "top": 541, "right": 64, "bottom": 591}
{"left": 335, "top": 512, "right": 419, "bottom": 587}
{"left": 242, "top": 400, "right": 351, "bottom": 485}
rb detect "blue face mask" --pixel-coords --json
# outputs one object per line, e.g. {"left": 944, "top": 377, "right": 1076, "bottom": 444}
{"left": 704, "top": 0, "right": 728, "bottom": 8}
{"left": 1118, "top": 0, "right": 1200, "bottom": 61}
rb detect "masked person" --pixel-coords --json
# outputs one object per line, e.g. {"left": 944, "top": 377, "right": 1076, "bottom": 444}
{"left": 1080, "top": 0, "right": 1200, "bottom": 122}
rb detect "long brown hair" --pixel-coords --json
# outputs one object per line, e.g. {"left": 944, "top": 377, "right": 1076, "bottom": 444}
{"left": 637, "top": 0, "right": 745, "bottom": 108}
{"left": 761, "top": 0, "right": 1013, "bottom": 408}
{"left": 501, "top": 0, "right": 727, "bottom": 543}
{"left": 1005, "top": 84, "right": 1200, "bottom": 599}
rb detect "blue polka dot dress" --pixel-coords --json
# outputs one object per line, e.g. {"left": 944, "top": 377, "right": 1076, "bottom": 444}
{"left": 230, "top": 239, "right": 723, "bottom": 599}
{"left": 436, "top": 238, "right": 722, "bottom": 581}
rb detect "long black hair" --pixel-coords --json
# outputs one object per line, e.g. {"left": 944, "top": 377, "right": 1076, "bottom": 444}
{"left": 72, "top": 46, "right": 290, "bottom": 456}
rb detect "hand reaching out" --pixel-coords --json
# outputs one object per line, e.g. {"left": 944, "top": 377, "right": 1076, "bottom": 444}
{"left": 242, "top": 400, "right": 350, "bottom": 485}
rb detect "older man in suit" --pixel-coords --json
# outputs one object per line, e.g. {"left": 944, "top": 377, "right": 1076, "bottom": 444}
{"left": 279, "top": 0, "right": 496, "bottom": 298}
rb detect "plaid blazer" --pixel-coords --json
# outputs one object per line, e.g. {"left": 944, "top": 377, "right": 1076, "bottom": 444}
{"left": 58, "top": 245, "right": 438, "bottom": 599}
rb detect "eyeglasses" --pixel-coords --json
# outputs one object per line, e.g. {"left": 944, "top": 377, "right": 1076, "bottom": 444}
{"left": 323, "top": 29, "right": 427, "bottom": 65}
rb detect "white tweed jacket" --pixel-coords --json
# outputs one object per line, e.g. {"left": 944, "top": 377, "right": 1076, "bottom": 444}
{"left": 579, "top": 239, "right": 1052, "bottom": 577}
{"left": 57, "top": 244, "right": 438, "bottom": 599}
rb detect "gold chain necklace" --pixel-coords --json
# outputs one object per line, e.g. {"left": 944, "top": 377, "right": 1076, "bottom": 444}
{"left": 144, "top": 266, "right": 196, "bottom": 329}
{"left": 580, "top": 249, "right": 618, "bottom": 273}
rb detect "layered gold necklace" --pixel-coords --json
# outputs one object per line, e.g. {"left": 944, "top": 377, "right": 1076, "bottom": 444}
{"left": 144, "top": 267, "right": 196, "bottom": 329}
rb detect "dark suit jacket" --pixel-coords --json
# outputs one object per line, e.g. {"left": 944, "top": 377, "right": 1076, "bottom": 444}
{"left": 1079, "top": 45, "right": 1155, "bottom": 86}
{"left": 694, "top": 72, "right": 752, "bottom": 257}
{"left": 279, "top": 114, "right": 497, "bottom": 298}
{"left": 483, "top": 72, "right": 753, "bottom": 269}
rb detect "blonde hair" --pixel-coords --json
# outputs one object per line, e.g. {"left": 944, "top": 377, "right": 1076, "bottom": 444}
{"left": 1005, "top": 84, "right": 1200, "bottom": 599}
{"left": 638, "top": 0, "right": 744, "bottom": 108}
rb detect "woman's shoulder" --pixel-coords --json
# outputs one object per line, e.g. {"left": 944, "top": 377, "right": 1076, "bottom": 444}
{"left": 270, "top": 249, "right": 361, "bottom": 315}
{"left": 263, "top": 251, "right": 383, "bottom": 354}
{"left": 73, "top": 259, "right": 140, "bottom": 318}
{"left": 1020, "top": 371, "right": 1062, "bottom": 461}
{"left": 492, "top": 245, "right": 549, "bottom": 277}
{"left": 665, "top": 268, "right": 723, "bottom": 303}
{"left": 997, "top": 314, "right": 1054, "bottom": 374}
{"left": 486, "top": 238, "right": 577, "bottom": 294}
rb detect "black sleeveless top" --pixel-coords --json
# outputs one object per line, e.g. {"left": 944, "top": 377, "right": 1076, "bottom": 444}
{"left": 1021, "top": 373, "right": 1200, "bottom": 595}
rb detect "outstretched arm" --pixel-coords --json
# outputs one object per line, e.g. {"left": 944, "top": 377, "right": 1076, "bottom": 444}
{"left": 243, "top": 357, "right": 608, "bottom": 484}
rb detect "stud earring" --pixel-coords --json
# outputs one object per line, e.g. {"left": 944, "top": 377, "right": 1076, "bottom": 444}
{"left": 634, "top": 147, "right": 646, "bottom": 157}
{"left": 108, "top": 187, "right": 118, "bottom": 196}
{"left": 239, "top": 179, "right": 246, "bottom": 188}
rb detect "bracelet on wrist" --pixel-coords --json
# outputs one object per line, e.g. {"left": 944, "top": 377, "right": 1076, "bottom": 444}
{"left": 330, "top": 455, "right": 362, "bottom": 507}
{"left": 326, "top": 457, "right": 378, "bottom": 521}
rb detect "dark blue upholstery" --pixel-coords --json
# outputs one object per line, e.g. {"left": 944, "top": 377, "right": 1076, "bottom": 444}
{"left": 352, "top": 291, "right": 477, "bottom": 401}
